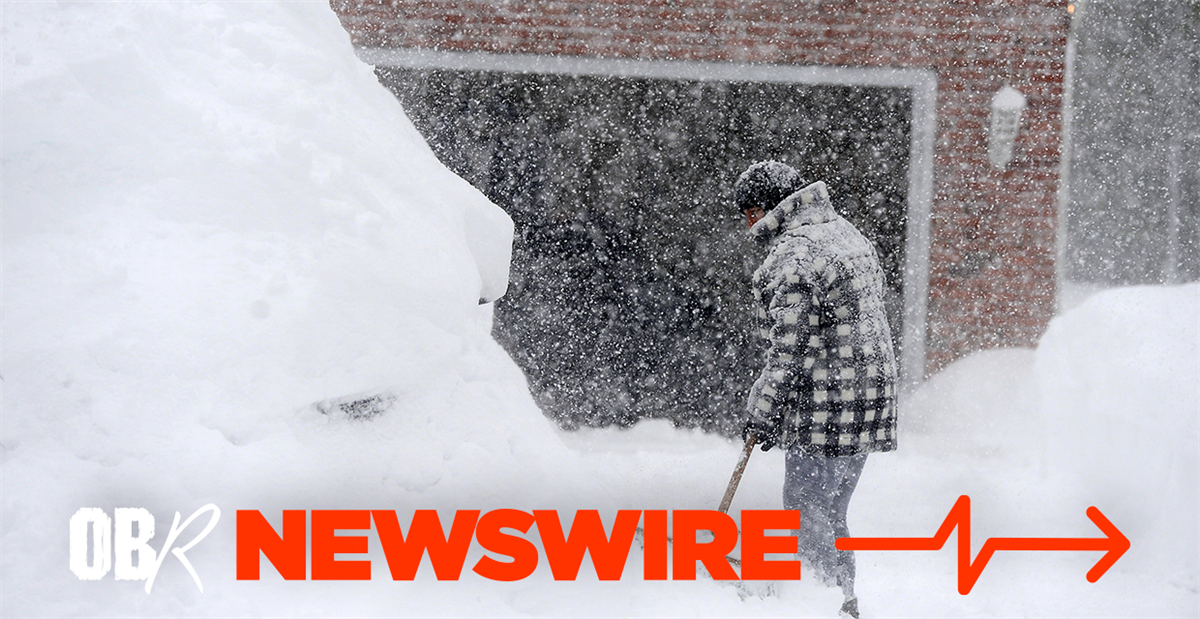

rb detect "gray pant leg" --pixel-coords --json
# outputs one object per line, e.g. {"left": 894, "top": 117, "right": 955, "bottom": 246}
{"left": 830, "top": 453, "right": 866, "bottom": 596}
{"left": 783, "top": 448, "right": 867, "bottom": 596}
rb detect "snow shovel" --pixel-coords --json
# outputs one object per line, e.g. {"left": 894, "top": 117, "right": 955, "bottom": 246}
{"left": 718, "top": 434, "right": 757, "bottom": 515}
{"left": 717, "top": 433, "right": 756, "bottom": 568}
{"left": 633, "top": 434, "right": 775, "bottom": 597}
{"left": 634, "top": 433, "right": 757, "bottom": 544}
{"left": 707, "top": 433, "right": 776, "bottom": 598}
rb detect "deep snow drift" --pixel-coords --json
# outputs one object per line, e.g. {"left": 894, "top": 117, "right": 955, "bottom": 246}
{"left": 2, "top": 1, "right": 586, "bottom": 614}
{"left": 2, "top": 2, "right": 1197, "bottom": 617}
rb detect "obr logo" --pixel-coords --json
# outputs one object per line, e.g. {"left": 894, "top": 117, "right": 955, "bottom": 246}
{"left": 69, "top": 505, "right": 221, "bottom": 593}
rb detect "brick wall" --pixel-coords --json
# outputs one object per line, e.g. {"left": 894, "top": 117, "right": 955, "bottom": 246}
{"left": 331, "top": 0, "right": 1070, "bottom": 374}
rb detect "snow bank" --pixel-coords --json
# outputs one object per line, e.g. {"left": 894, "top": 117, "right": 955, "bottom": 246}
{"left": 1036, "top": 284, "right": 1199, "bottom": 586}
{"left": 1, "top": 0, "right": 543, "bottom": 483}
{"left": 904, "top": 347, "right": 1040, "bottom": 459}
{"left": 2, "top": 2, "right": 583, "bottom": 615}
{"left": 894, "top": 283, "right": 1198, "bottom": 613}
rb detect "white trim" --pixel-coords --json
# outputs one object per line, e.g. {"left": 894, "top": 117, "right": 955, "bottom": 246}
{"left": 358, "top": 47, "right": 935, "bottom": 90}
{"left": 901, "top": 62, "right": 936, "bottom": 393}
{"left": 358, "top": 47, "right": 935, "bottom": 391}
{"left": 1056, "top": 15, "right": 1078, "bottom": 313}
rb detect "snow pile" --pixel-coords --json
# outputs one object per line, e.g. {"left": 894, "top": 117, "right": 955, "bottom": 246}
{"left": 889, "top": 283, "right": 1198, "bottom": 615}
{"left": 0, "top": 0, "right": 548, "bottom": 489}
{"left": 2, "top": 2, "right": 583, "bottom": 615}
{"left": 904, "top": 347, "right": 1040, "bottom": 459}
{"left": 1036, "top": 284, "right": 1199, "bottom": 584}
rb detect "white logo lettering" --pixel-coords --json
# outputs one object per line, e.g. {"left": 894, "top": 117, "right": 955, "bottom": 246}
{"left": 69, "top": 508, "right": 112, "bottom": 580}
{"left": 114, "top": 508, "right": 156, "bottom": 580}
{"left": 69, "top": 505, "right": 221, "bottom": 594}
{"left": 144, "top": 504, "right": 221, "bottom": 594}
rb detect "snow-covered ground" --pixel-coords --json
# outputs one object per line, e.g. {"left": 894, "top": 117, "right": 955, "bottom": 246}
{"left": 3, "top": 2, "right": 1197, "bottom": 617}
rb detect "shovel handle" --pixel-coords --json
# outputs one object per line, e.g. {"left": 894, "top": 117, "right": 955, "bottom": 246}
{"left": 718, "top": 434, "right": 757, "bottom": 514}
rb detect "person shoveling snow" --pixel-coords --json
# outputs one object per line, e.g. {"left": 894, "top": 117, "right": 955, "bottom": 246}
{"left": 736, "top": 161, "right": 899, "bottom": 619}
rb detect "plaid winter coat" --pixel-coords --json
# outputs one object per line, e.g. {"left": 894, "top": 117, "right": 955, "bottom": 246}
{"left": 746, "top": 180, "right": 898, "bottom": 456}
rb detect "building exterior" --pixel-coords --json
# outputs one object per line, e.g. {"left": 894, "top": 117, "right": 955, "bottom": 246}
{"left": 1066, "top": 0, "right": 1199, "bottom": 287}
{"left": 329, "top": 0, "right": 1071, "bottom": 429}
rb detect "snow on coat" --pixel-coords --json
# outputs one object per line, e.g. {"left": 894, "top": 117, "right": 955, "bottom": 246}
{"left": 746, "top": 180, "right": 898, "bottom": 456}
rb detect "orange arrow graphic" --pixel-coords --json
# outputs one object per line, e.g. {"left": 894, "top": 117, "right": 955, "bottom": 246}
{"left": 835, "top": 495, "right": 1130, "bottom": 594}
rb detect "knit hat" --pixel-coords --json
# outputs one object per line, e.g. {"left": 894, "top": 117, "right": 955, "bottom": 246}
{"left": 734, "top": 161, "right": 807, "bottom": 214}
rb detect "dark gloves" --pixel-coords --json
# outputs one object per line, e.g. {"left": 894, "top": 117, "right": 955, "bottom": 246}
{"left": 743, "top": 417, "right": 778, "bottom": 452}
